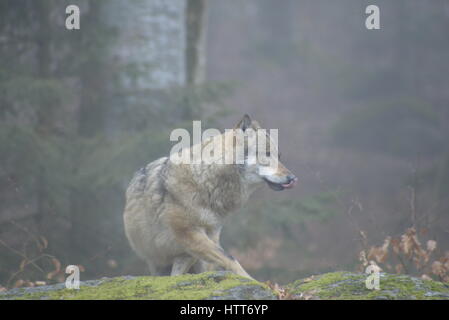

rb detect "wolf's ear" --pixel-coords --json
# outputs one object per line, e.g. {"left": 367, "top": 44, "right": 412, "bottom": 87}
{"left": 235, "top": 114, "right": 252, "bottom": 131}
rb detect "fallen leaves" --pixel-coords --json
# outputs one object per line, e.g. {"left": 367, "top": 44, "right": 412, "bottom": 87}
{"left": 358, "top": 227, "right": 449, "bottom": 282}
{"left": 266, "top": 281, "right": 293, "bottom": 300}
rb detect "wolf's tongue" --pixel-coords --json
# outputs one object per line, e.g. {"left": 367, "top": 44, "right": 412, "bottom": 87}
{"left": 282, "top": 177, "right": 298, "bottom": 189}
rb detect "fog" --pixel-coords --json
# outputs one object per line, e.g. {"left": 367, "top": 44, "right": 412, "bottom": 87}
{"left": 0, "top": 0, "right": 448, "bottom": 288}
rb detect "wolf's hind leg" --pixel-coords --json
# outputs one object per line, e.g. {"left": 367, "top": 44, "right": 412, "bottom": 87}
{"left": 171, "top": 256, "right": 197, "bottom": 276}
{"left": 146, "top": 261, "right": 159, "bottom": 276}
{"left": 192, "top": 260, "right": 218, "bottom": 273}
{"left": 147, "top": 261, "right": 171, "bottom": 276}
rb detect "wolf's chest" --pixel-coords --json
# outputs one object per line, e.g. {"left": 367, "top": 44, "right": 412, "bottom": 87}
{"left": 197, "top": 208, "right": 223, "bottom": 228}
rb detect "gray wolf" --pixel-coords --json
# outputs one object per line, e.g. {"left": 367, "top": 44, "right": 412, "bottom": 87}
{"left": 123, "top": 115, "right": 297, "bottom": 279}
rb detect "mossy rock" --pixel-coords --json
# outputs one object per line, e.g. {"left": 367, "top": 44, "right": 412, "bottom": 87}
{"left": 2, "top": 271, "right": 449, "bottom": 300}
{"left": 0, "top": 271, "right": 276, "bottom": 300}
{"left": 288, "top": 271, "right": 449, "bottom": 300}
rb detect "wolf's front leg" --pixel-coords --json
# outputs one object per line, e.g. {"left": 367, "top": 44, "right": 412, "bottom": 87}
{"left": 171, "top": 255, "right": 197, "bottom": 276}
{"left": 174, "top": 228, "right": 254, "bottom": 280}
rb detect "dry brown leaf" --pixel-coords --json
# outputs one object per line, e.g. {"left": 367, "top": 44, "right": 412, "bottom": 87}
{"left": 25, "top": 281, "right": 35, "bottom": 287}
{"left": 47, "top": 257, "right": 62, "bottom": 279}
{"left": 421, "top": 274, "right": 432, "bottom": 281}
{"left": 431, "top": 261, "right": 446, "bottom": 277}
{"left": 391, "top": 238, "right": 401, "bottom": 255}
{"left": 13, "top": 279, "right": 24, "bottom": 288}
{"left": 56, "top": 274, "right": 66, "bottom": 283}
{"left": 426, "top": 240, "right": 437, "bottom": 252}
{"left": 39, "top": 236, "right": 48, "bottom": 250}
{"left": 51, "top": 258, "right": 61, "bottom": 273}
{"left": 440, "top": 255, "right": 449, "bottom": 270}
{"left": 395, "top": 264, "right": 404, "bottom": 274}
{"left": 266, "top": 281, "right": 292, "bottom": 300}
{"left": 359, "top": 251, "right": 368, "bottom": 267}
{"left": 367, "top": 239, "right": 389, "bottom": 264}
{"left": 400, "top": 232, "right": 413, "bottom": 256}
{"left": 19, "top": 259, "right": 27, "bottom": 271}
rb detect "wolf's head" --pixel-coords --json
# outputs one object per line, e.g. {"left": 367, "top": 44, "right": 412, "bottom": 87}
{"left": 232, "top": 114, "right": 298, "bottom": 191}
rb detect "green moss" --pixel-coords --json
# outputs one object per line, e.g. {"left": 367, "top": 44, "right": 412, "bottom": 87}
{"left": 288, "top": 271, "right": 449, "bottom": 300}
{"left": 3, "top": 271, "right": 448, "bottom": 300}
{"left": 5, "top": 272, "right": 272, "bottom": 300}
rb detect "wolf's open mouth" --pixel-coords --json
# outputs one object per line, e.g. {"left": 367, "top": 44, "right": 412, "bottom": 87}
{"left": 263, "top": 177, "right": 297, "bottom": 191}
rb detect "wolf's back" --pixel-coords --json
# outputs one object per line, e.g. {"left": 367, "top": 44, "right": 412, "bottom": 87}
{"left": 125, "top": 157, "right": 169, "bottom": 200}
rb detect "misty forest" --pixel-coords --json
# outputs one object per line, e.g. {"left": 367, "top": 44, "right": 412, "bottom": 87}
{"left": 1, "top": 0, "right": 449, "bottom": 292}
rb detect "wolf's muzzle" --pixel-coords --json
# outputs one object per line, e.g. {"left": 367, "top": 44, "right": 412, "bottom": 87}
{"left": 264, "top": 175, "right": 298, "bottom": 191}
{"left": 281, "top": 175, "right": 298, "bottom": 189}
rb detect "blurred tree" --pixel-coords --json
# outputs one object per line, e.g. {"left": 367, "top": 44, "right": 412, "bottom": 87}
{"left": 0, "top": 0, "right": 228, "bottom": 286}
{"left": 186, "top": 0, "right": 207, "bottom": 85}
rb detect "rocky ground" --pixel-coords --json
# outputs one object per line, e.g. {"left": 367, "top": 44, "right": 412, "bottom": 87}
{"left": 1, "top": 271, "right": 449, "bottom": 300}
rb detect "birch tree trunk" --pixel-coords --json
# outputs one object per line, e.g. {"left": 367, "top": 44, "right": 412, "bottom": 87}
{"left": 102, "top": 0, "right": 187, "bottom": 90}
{"left": 186, "top": 0, "right": 207, "bottom": 85}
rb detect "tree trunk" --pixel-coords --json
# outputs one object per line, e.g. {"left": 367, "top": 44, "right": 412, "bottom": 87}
{"left": 185, "top": 0, "right": 207, "bottom": 85}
